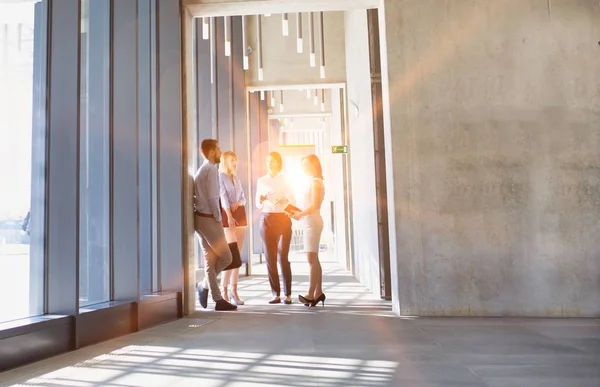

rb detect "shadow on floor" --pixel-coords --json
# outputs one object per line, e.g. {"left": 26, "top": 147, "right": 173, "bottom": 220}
{"left": 3, "top": 256, "right": 600, "bottom": 387}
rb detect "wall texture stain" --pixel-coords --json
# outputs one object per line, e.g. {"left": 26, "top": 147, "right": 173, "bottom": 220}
{"left": 384, "top": 0, "right": 600, "bottom": 316}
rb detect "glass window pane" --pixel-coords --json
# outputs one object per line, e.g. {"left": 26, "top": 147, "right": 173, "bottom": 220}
{"left": 79, "top": 0, "right": 110, "bottom": 307}
{"left": 0, "top": 0, "right": 46, "bottom": 323}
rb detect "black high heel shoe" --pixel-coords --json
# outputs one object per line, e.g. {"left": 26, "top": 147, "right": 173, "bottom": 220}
{"left": 309, "top": 293, "right": 326, "bottom": 308}
{"left": 298, "top": 295, "right": 313, "bottom": 306}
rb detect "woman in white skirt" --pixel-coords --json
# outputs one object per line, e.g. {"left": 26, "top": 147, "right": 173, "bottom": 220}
{"left": 292, "top": 154, "right": 326, "bottom": 308}
{"left": 219, "top": 151, "right": 247, "bottom": 305}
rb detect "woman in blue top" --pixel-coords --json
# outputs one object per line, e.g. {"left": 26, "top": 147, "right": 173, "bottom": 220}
{"left": 219, "top": 151, "right": 248, "bottom": 305}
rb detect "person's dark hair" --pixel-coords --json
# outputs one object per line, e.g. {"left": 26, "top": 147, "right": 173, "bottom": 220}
{"left": 268, "top": 151, "right": 283, "bottom": 167}
{"left": 303, "top": 154, "right": 323, "bottom": 179}
{"left": 201, "top": 139, "right": 218, "bottom": 158}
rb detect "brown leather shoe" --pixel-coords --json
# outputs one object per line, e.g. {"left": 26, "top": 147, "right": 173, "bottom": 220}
{"left": 215, "top": 299, "right": 237, "bottom": 311}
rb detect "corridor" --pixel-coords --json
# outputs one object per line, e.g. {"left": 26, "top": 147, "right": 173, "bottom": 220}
{"left": 1, "top": 255, "right": 599, "bottom": 387}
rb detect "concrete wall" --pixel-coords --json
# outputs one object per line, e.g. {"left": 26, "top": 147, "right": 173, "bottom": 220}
{"left": 381, "top": 0, "right": 600, "bottom": 316}
{"left": 344, "top": 9, "right": 380, "bottom": 296}
{"left": 246, "top": 11, "right": 346, "bottom": 86}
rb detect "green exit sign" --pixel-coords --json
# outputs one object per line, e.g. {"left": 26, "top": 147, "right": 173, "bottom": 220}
{"left": 331, "top": 145, "right": 348, "bottom": 154}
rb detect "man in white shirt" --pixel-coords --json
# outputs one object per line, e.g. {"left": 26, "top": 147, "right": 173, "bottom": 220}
{"left": 194, "top": 139, "right": 237, "bottom": 311}
{"left": 255, "top": 152, "right": 296, "bottom": 304}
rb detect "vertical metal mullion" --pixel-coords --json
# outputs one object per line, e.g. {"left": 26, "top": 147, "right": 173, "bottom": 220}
{"left": 150, "top": 0, "right": 160, "bottom": 292}
{"left": 108, "top": 0, "right": 115, "bottom": 302}
{"left": 138, "top": 0, "right": 153, "bottom": 295}
{"left": 75, "top": 0, "right": 82, "bottom": 319}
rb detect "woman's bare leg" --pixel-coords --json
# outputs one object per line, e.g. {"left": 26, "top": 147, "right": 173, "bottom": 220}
{"left": 313, "top": 253, "right": 323, "bottom": 298}
{"left": 306, "top": 252, "right": 319, "bottom": 298}
{"left": 231, "top": 227, "right": 246, "bottom": 302}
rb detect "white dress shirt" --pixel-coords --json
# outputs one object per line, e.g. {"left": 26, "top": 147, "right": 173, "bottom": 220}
{"left": 255, "top": 173, "right": 295, "bottom": 213}
{"left": 193, "top": 159, "right": 221, "bottom": 221}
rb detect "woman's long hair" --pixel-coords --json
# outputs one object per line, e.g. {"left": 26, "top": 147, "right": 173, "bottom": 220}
{"left": 219, "top": 151, "right": 237, "bottom": 176}
{"left": 303, "top": 154, "right": 323, "bottom": 180}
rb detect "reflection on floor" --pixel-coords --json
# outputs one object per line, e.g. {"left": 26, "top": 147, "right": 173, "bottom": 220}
{"left": 2, "top": 253, "right": 599, "bottom": 386}
{"left": 199, "top": 252, "right": 392, "bottom": 317}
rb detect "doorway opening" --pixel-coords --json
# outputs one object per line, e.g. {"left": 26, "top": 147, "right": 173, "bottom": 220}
{"left": 184, "top": 0, "right": 395, "bottom": 312}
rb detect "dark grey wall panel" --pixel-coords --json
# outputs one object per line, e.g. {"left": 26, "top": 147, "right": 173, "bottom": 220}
{"left": 156, "top": 0, "right": 183, "bottom": 292}
{"left": 231, "top": 16, "right": 249, "bottom": 263}
{"left": 215, "top": 17, "right": 233, "bottom": 151}
{"left": 248, "top": 93, "right": 260, "bottom": 254}
{"left": 248, "top": 95, "right": 270, "bottom": 254}
{"left": 138, "top": 0, "right": 153, "bottom": 295}
{"left": 112, "top": 0, "right": 140, "bottom": 301}
{"left": 194, "top": 18, "right": 214, "bottom": 148}
{"left": 46, "top": 0, "right": 80, "bottom": 315}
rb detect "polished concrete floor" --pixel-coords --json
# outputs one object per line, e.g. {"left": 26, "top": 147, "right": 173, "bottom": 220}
{"left": 1, "top": 254, "right": 599, "bottom": 387}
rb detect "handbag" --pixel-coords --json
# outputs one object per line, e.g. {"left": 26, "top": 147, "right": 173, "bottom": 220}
{"left": 224, "top": 242, "right": 242, "bottom": 271}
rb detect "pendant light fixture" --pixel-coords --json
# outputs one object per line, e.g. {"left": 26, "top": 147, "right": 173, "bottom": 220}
{"left": 308, "top": 12, "right": 315, "bottom": 67}
{"left": 257, "top": 15, "right": 263, "bottom": 81}
{"left": 318, "top": 12, "right": 326, "bottom": 78}
{"left": 296, "top": 13, "right": 303, "bottom": 53}
{"left": 282, "top": 13, "right": 289, "bottom": 36}
{"left": 224, "top": 16, "right": 231, "bottom": 57}
{"left": 210, "top": 17, "right": 215, "bottom": 84}
{"left": 242, "top": 15, "right": 249, "bottom": 70}
{"left": 202, "top": 17, "right": 210, "bottom": 40}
